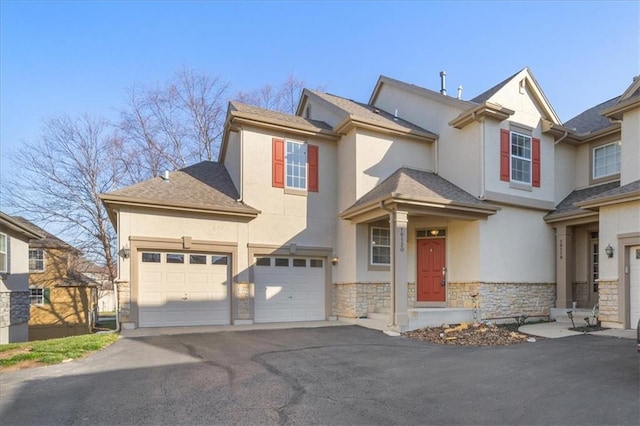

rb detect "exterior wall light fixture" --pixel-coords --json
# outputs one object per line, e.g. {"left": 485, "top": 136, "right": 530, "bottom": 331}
{"left": 331, "top": 256, "right": 339, "bottom": 265}
{"left": 605, "top": 244, "right": 614, "bottom": 258}
{"left": 119, "top": 245, "right": 131, "bottom": 259}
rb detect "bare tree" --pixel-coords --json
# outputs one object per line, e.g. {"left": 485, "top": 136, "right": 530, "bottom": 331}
{"left": 5, "top": 114, "right": 120, "bottom": 283}
{"left": 235, "top": 73, "right": 322, "bottom": 114}
{"left": 118, "top": 68, "right": 230, "bottom": 183}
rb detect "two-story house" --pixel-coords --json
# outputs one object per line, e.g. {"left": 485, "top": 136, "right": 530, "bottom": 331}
{"left": 12, "top": 217, "right": 99, "bottom": 340}
{"left": 0, "top": 212, "right": 43, "bottom": 344}
{"left": 101, "top": 68, "right": 639, "bottom": 332}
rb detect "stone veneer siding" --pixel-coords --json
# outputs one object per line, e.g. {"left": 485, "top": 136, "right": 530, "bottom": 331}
{"left": 332, "top": 283, "right": 390, "bottom": 317}
{"left": 478, "top": 283, "right": 556, "bottom": 318}
{"left": 0, "top": 290, "right": 30, "bottom": 328}
{"left": 234, "top": 283, "right": 252, "bottom": 320}
{"left": 333, "top": 282, "right": 556, "bottom": 319}
{"left": 115, "top": 280, "right": 131, "bottom": 322}
{"left": 596, "top": 280, "right": 619, "bottom": 325}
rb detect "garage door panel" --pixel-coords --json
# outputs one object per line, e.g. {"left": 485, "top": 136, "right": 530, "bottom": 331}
{"left": 138, "top": 251, "right": 230, "bottom": 327}
{"left": 254, "top": 257, "right": 325, "bottom": 323}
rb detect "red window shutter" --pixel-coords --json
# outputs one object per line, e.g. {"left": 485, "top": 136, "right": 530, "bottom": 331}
{"left": 272, "top": 138, "right": 284, "bottom": 188}
{"left": 308, "top": 144, "right": 319, "bottom": 192}
{"left": 532, "top": 137, "right": 541, "bottom": 187}
{"left": 500, "top": 129, "right": 510, "bottom": 181}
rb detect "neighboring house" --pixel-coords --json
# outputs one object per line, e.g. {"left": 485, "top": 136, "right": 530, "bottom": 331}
{"left": 543, "top": 76, "right": 640, "bottom": 329}
{"left": 11, "top": 217, "right": 99, "bottom": 340}
{"left": 72, "top": 257, "right": 115, "bottom": 313}
{"left": 0, "top": 212, "right": 43, "bottom": 344}
{"left": 101, "top": 68, "right": 640, "bottom": 332}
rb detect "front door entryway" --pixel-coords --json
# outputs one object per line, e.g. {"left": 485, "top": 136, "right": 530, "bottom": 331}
{"left": 417, "top": 238, "right": 446, "bottom": 302}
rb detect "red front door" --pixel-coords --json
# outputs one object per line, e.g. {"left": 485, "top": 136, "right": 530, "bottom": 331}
{"left": 417, "top": 238, "right": 446, "bottom": 302}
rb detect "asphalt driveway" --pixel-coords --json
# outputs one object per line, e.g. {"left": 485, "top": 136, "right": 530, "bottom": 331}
{"left": 1, "top": 326, "right": 638, "bottom": 425}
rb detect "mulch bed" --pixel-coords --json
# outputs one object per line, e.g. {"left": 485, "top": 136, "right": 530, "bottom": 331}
{"left": 404, "top": 322, "right": 540, "bottom": 346}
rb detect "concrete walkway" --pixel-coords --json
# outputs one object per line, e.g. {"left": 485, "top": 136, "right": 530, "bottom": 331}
{"left": 519, "top": 321, "right": 636, "bottom": 339}
{"left": 118, "top": 317, "right": 636, "bottom": 340}
{"left": 120, "top": 320, "right": 350, "bottom": 338}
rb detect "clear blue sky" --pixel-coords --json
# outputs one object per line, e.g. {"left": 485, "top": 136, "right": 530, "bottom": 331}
{"left": 1, "top": 0, "right": 639, "bottom": 199}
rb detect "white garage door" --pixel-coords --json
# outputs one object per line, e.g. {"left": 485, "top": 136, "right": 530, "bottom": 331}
{"left": 630, "top": 245, "right": 640, "bottom": 328}
{"left": 254, "top": 256, "right": 325, "bottom": 323}
{"left": 138, "top": 252, "right": 230, "bottom": 327}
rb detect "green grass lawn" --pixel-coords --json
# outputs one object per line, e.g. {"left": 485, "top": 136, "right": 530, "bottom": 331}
{"left": 0, "top": 332, "right": 119, "bottom": 368}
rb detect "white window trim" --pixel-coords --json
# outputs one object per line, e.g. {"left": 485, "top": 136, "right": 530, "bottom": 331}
{"left": 0, "top": 233, "right": 7, "bottom": 273}
{"left": 29, "top": 248, "right": 45, "bottom": 272}
{"left": 30, "top": 286, "right": 45, "bottom": 305}
{"left": 592, "top": 142, "right": 621, "bottom": 180}
{"left": 285, "top": 139, "right": 308, "bottom": 191}
{"left": 370, "top": 227, "right": 391, "bottom": 266}
{"left": 510, "top": 130, "right": 532, "bottom": 185}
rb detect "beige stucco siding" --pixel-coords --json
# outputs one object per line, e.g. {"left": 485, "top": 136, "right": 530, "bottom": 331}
{"left": 554, "top": 143, "right": 577, "bottom": 204}
{"left": 354, "top": 129, "right": 434, "bottom": 200}
{"left": 599, "top": 201, "right": 640, "bottom": 279}
{"left": 303, "top": 98, "right": 344, "bottom": 128}
{"left": 373, "top": 85, "right": 482, "bottom": 196}
{"left": 478, "top": 206, "right": 555, "bottom": 282}
{"left": 621, "top": 108, "right": 640, "bottom": 185}
{"left": 224, "top": 130, "right": 241, "bottom": 192}
{"left": 483, "top": 119, "right": 555, "bottom": 204}
{"left": 239, "top": 126, "right": 337, "bottom": 249}
{"left": 0, "top": 233, "right": 29, "bottom": 292}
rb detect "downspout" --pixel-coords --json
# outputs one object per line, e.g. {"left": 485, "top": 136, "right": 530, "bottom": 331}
{"left": 473, "top": 112, "right": 486, "bottom": 200}
{"left": 434, "top": 137, "right": 439, "bottom": 174}
{"left": 237, "top": 127, "right": 244, "bottom": 202}
{"left": 114, "top": 209, "right": 121, "bottom": 333}
{"left": 554, "top": 131, "right": 569, "bottom": 145}
{"left": 379, "top": 201, "right": 396, "bottom": 327}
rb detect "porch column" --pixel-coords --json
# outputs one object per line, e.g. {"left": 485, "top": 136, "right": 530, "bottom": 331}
{"left": 555, "top": 225, "right": 573, "bottom": 309}
{"left": 393, "top": 210, "right": 409, "bottom": 328}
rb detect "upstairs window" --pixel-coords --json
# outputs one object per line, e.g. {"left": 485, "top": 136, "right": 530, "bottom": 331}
{"left": 272, "top": 138, "right": 319, "bottom": 192}
{"left": 500, "top": 128, "right": 540, "bottom": 187}
{"left": 286, "top": 140, "right": 307, "bottom": 190}
{"left": 593, "top": 142, "right": 621, "bottom": 179}
{"left": 371, "top": 227, "right": 391, "bottom": 265}
{"left": 0, "top": 233, "right": 6, "bottom": 273}
{"left": 510, "top": 132, "right": 532, "bottom": 184}
{"left": 29, "top": 249, "right": 45, "bottom": 272}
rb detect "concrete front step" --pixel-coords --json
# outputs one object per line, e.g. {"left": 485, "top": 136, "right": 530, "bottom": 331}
{"left": 407, "top": 308, "right": 474, "bottom": 331}
{"left": 550, "top": 308, "right": 597, "bottom": 324}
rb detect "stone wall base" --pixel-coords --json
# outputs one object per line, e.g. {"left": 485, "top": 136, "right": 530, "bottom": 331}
{"left": 597, "top": 280, "right": 619, "bottom": 323}
{"left": 332, "top": 282, "right": 390, "bottom": 318}
{"left": 332, "top": 281, "right": 556, "bottom": 320}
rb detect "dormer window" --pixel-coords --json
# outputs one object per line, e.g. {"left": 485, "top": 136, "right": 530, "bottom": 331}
{"left": 593, "top": 142, "right": 621, "bottom": 179}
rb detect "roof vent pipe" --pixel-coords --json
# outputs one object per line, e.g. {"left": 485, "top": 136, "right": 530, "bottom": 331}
{"left": 457, "top": 85, "right": 463, "bottom": 100}
{"left": 162, "top": 170, "right": 170, "bottom": 182}
{"left": 439, "top": 71, "right": 447, "bottom": 96}
{"left": 394, "top": 109, "right": 398, "bottom": 121}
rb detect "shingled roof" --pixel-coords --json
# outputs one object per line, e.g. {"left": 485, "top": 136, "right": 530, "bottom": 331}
{"left": 341, "top": 167, "right": 497, "bottom": 218}
{"left": 544, "top": 181, "right": 620, "bottom": 222}
{"left": 305, "top": 90, "right": 437, "bottom": 138}
{"left": 228, "top": 101, "right": 334, "bottom": 133}
{"left": 11, "top": 216, "right": 77, "bottom": 251}
{"left": 563, "top": 96, "right": 621, "bottom": 134}
{"left": 102, "top": 162, "right": 259, "bottom": 216}
{"left": 578, "top": 179, "right": 640, "bottom": 207}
